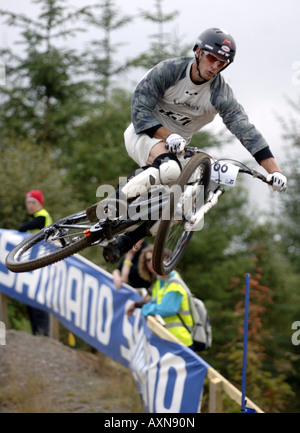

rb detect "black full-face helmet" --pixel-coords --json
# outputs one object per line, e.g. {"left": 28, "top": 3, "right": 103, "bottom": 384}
{"left": 193, "top": 27, "right": 236, "bottom": 68}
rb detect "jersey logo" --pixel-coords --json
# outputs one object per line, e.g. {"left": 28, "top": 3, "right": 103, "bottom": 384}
{"left": 158, "top": 108, "right": 192, "bottom": 126}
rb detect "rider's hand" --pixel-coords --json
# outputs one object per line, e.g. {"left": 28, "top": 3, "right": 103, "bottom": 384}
{"left": 166, "top": 133, "right": 186, "bottom": 154}
{"left": 266, "top": 171, "right": 287, "bottom": 192}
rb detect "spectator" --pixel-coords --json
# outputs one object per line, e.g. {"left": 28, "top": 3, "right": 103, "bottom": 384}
{"left": 127, "top": 246, "right": 194, "bottom": 349}
{"left": 19, "top": 190, "right": 52, "bottom": 233}
{"left": 112, "top": 238, "right": 151, "bottom": 293}
{"left": 18, "top": 189, "right": 52, "bottom": 336}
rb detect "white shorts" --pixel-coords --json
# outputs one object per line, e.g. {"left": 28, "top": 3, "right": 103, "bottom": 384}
{"left": 124, "top": 123, "right": 162, "bottom": 167}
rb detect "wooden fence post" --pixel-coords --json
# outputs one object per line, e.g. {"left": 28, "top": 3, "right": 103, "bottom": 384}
{"left": 49, "top": 314, "right": 60, "bottom": 340}
{"left": 209, "top": 377, "right": 223, "bottom": 413}
{"left": 0, "top": 293, "right": 9, "bottom": 327}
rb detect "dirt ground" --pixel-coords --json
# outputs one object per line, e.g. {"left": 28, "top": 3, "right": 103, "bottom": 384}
{"left": 0, "top": 329, "right": 144, "bottom": 413}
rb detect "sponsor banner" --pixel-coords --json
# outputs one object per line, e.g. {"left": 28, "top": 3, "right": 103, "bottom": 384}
{"left": 0, "top": 229, "right": 208, "bottom": 412}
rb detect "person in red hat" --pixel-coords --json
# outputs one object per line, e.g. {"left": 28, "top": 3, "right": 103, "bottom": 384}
{"left": 18, "top": 189, "right": 52, "bottom": 336}
{"left": 18, "top": 190, "right": 52, "bottom": 233}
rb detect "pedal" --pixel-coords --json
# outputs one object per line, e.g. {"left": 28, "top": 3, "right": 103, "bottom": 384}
{"left": 98, "top": 238, "right": 118, "bottom": 248}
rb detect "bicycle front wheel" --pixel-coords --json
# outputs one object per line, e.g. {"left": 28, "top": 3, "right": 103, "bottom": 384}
{"left": 6, "top": 211, "right": 97, "bottom": 273}
{"left": 153, "top": 152, "right": 211, "bottom": 275}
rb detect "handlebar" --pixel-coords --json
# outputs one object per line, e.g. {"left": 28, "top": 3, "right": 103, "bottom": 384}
{"left": 238, "top": 168, "right": 271, "bottom": 185}
{"left": 184, "top": 146, "right": 272, "bottom": 186}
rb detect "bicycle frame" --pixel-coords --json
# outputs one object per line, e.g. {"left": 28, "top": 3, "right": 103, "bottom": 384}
{"left": 77, "top": 147, "right": 269, "bottom": 240}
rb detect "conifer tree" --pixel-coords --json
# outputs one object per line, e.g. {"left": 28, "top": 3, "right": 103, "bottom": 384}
{"left": 278, "top": 97, "right": 300, "bottom": 272}
{"left": 128, "top": 0, "right": 189, "bottom": 70}
{"left": 83, "top": 0, "right": 133, "bottom": 100}
{"left": 218, "top": 249, "right": 295, "bottom": 413}
{"left": 0, "top": 0, "right": 92, "bottom": 148}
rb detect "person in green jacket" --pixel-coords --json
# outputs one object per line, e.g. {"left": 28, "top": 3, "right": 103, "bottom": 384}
{"left": 127, "top": 245, "right": 194, "bottom": 349}
{"left": 18, "top": 189, "right": 52, "bottom": 336}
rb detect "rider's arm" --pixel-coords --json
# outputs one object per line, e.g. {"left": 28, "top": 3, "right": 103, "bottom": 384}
{"left": 210, "top": 75, "right": 273, "bottom": 162}
{"left": 131, "top": 58, "right": 190, "bottom": 136}
{"left": 259, "top": 157, "right": 283, "bottom": 174}
{"left": 152, "top": 126, "right": 173, "bottom": 140}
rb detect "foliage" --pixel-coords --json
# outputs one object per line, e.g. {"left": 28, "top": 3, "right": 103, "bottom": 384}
{"left": 0, "top": 0, "right": 92, "bottom": 148}
{"left": 178, "top": 182, "right": 300, "bottom": 412}
{"left": 0, "top": 140, "right": 82, "bottom": 229}
{"left": 68, "top": 88, "right": 135, "bottom": 206}
{"left": 216, "top": 248, "right": 295, "bottom": 413}
{"left": 280, "top": 165, "right": 300, "bottom": 272}
{"left": 127, "top": 0, "right": 190, "bottom": 70}
{"left": 83, "top": 0, "right": 133, "bottom": 100}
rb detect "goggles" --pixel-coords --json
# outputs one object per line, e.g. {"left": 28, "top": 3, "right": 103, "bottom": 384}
{"left": 202, "top": 50, "right": 229, "bottom": 68}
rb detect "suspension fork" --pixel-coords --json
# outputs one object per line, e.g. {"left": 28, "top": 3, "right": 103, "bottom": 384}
{"left": 186, "top": 185, "right": 225, "bottom": 230}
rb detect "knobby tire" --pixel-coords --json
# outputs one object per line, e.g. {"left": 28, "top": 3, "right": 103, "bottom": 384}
{"left": 153, "top": 152, "right": 211, "bottom": 275}
{"left": 6, "top": 213, "right": 94, "bottom": 273}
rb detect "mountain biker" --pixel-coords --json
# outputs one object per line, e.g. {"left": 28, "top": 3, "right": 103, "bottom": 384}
{"left": 103, "top": 27, "right": 287, "bottom": 264}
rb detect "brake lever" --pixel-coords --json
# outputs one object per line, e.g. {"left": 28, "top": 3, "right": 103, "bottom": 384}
{"left": 252, "top": 170, "right": 272, "bottom": 185}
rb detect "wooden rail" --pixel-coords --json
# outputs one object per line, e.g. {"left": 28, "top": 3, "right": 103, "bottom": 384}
{"left": 0, "top": 293, "right": 8, "bottom": 326}
{"left": 147, "top": 315, "right": 264, "bottom": 413}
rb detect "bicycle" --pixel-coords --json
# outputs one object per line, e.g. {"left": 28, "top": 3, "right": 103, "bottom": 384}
{"left": 5, "top": 147, "right": 271, "bottom": 275}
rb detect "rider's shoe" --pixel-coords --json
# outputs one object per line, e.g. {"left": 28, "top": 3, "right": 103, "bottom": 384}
{"left": 102, "top": 233, "right": 133, "bottom": 264}
{"left": 121, "top": 167, "right": 160, "bottom": 199}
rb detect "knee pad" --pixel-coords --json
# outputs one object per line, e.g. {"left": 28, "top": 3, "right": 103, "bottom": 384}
{"left": 152, "top": 153, "right": 182, "bottom": 185}
{"left": 159, "top": 160, "right": 181, "bottom": 184}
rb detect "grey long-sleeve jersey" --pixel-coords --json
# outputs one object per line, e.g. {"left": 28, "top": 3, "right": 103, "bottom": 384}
{"left": 131, "top": 57, "right": 273, "bottom": 163}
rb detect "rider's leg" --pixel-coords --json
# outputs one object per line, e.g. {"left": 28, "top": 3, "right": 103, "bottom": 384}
{"left": 103, "top": 127, "right": 182, "bottom": 264}
{"left": 86, "top": 166, "right": 146, "bottom": 222}
{"left": 122, "top": 125, "right": 182, "bottom": 197}
{"left": 103, "top": 221, "right": 151, "bottom": 264}
{"left": 103, "top": 155, "right": 182, "bottom": 264}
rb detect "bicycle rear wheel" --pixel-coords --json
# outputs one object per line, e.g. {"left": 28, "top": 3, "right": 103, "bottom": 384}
{"left": 6, "top": 210, "right": 97, "bottom": 273}
{"left": 152, "top": 152, "right": 211, "bottom": 275}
